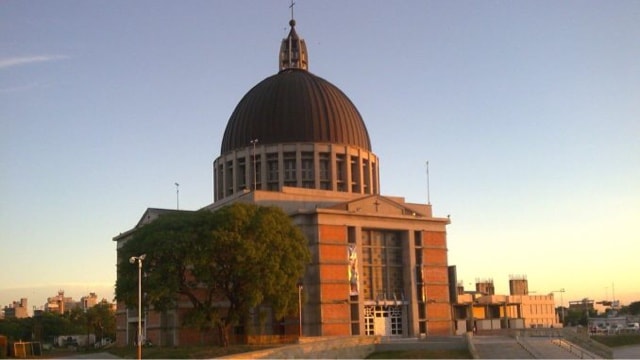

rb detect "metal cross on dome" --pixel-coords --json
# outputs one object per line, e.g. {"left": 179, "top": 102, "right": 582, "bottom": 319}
{"left": 289, "top": 0, "right": 295, "bottom": 21}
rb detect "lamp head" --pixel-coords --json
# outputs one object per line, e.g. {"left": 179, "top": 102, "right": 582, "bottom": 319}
{"left": 129, "top": 257, "right": 136, "bottom": 264}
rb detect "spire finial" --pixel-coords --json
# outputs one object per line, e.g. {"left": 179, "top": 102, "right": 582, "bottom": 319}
{"left": 279, "top": 0, "right": 308, "bottom": 71}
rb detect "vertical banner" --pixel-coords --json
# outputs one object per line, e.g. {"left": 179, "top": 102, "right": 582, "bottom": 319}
{"left": 348, "top": 244, "right": 359, "bottom": 295}
{"left": 420, "top": 265, "right": 426, "bottom": 302}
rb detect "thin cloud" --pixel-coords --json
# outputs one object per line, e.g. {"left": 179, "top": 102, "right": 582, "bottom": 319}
{"left": 0, "top": 82, "right": 49, "bottom": 93}
{"left": 0, "top": 55, "right": 69, "bottom": 69}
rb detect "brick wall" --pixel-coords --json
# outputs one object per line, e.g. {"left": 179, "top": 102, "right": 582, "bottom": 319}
{"left": 317, "top": 224, "right": 351, "bottom": 336}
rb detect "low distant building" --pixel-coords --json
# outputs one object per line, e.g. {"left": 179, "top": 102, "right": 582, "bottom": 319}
{"left": 2, "top": 298, "right": 29, "bottom": 319}
{"left": 44, "top": 290, "right": 104, "bottom": 314}
{"left": 81, "top": 293, "right": 99, "bottom": 309}
{"left": 45, "top": 290, "right": 74, "bottom": 314}
{"left": 452, "top": 275, "right": 560, "bottom": 333}
{"left": 569, "top": 298, "right": 595, "bottom": 313}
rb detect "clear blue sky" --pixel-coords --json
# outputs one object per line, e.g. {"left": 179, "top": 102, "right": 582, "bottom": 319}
{"left": 2, "top": 0, "right": 638, "bottom": 313}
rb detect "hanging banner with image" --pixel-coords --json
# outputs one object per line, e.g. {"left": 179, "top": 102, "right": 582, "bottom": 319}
{"left": 348, "top": 244, "right": 359, "bottom": 295}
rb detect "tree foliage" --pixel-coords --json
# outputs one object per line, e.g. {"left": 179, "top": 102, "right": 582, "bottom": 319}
{"left": 0, "top": 317, "right": 32, "bottom": 341}
{"left": 86, "top": 301, "right": 117, "bottom": 341}
{"left": 115, "top": 203, "right": 310, "bottom": 346}
{"left": 627, "top": 301, "right": 640, "bottom": 315}
{"left": 0, "top": 303, "right": 115, "bottom": 345}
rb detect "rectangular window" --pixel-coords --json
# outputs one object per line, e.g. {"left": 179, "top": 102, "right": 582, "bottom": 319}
{"left": 361, "top": 229, "right": 404, "bottom": 301}
{"left": 418, "top": 304, "right": 426, "bottom": 319}
{"left": 363, "top": 159, "right": 369, "bottom": 192}
{"left": 266, "top": 153, "right": 279, "bottom": 191}
{"left": 217, "top": 164, "right": 224, "bottom": 199}
{"left": 336, "top": 154, "right": 345, "bottom": 191}
{"left": 225, "top": 160, "right": 234, "bottom": 196}
{"left": 283, "top": 152, "right": 296, "bottom": 185}
{"left": 254, "top": 160, "right": 261, "bottom": 190}
{"left": 301, "top": 152, "right": 314, "bottom": 188}
{"left": 319, "top": 153, "right": 330, "bottom": 180}
{"left": 237, "top": 158, "right": 246, "bottom": 189}
{"left": 351, "top": 157, "right": 360, "bottom": 192}
{"left": 267, "top": 154, "right": 278, "bottom": 181}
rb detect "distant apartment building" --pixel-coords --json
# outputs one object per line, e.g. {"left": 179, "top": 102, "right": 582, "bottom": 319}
{"left": 452, "top": 275, "right": 560, "bottom": 333}
{"left": 568, "top": 298, "right": 595, "bottom": 313}
{"left": 2, "top": 298, "right": 29, "bottom": 319}
{"left": 45, "top": 290, "right": 74, "bottom": 314}
{"left": 81, "top": 293, "right": 99, "bottom": 309}
{"left": 44, "top": 290, "right": 102, "bottom": 314}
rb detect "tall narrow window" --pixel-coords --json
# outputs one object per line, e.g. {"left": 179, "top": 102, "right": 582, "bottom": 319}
{"left": 301, "top": 152, "right": 314, "bottom": 188}
{"left": 371, "top": 162, "right": 377, "bottom": 194}
{"left": 361, "top": 229, "right": 404, "bottom": 301}
{"left": 217, "top": 164, "right": 224, "bottom": 200}
{"left": 267, "top": 153, "right": 279, "bottom": 191}
{"left": 254, "top": 159, "right": 261, "bottom": 190}
{"left": 319, "top": 153, "right": 330, "bottom": 190}
{"left": 237, "top": 158, "right": 246, "bottom": 189}
{"left": 225, "top": 160, "right": 234, "bottom": 196}
{"left": 363, "top": 159, "right": 370, "bottom": 193}
{"left": 283, "top": 152, "right": 296, "bottom": 187}
{"left": 351, "top": 156, "right": 360, "bottom": 193}
{"left": 336, "top": 154, "right": 345, "bottom": 192}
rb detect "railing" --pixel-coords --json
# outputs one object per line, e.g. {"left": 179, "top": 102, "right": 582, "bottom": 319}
{"left": 552, "top": 338, "right": 597, "bottom": 359}
{"left": 559, "top": 328, "right": 613, "bottom": 359}
{"left": 509, "top": 327, "right": 612, "bottom": 359}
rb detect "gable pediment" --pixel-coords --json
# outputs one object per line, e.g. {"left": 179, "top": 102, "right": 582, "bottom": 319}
{"left": 326, "top": 195, "right": 425, "bottom": 217}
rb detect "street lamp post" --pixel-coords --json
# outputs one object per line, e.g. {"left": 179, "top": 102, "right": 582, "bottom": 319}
{"left": 130, "top": 254, "right": 146, "bottom": 360}
{"left": 297, "top": 282, "right": 303, "bottom": 337}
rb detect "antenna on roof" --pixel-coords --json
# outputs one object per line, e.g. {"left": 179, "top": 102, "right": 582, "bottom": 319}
{"left": 175, "top": 182, "right": 180, "bottom": 210}
{"left": 425, "top": 161, "right": 431, "bottom": 205}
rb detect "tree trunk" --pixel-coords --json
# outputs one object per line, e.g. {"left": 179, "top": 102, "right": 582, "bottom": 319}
{"left": 217, "top": 323, "right": 230, "bottom": 347}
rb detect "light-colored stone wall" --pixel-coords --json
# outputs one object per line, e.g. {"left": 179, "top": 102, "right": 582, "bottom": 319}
{"left": 219, "top": 336, "right": 380, "bottom": 359}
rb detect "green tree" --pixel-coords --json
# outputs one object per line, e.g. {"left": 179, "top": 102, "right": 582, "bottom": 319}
{"left": 86, "top": 301, "right": 116, "bottom": 342}
{"left": 115, "top": 203, "right": 310, "bottom": 347}
{"left": 628, "top": 301, "right": 640, "bottom": 315}
{"left": 38, "top": 312, "right": 69, "bottom": 342}
{"left": 0, "top": 317, "right": 32, "bottom": 341}
{"left": 64, "top": 307, "right": 87, "bottom": 334}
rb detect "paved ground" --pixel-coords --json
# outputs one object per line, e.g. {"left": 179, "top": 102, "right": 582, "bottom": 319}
{"left": 376, "top": 335, "right": 468, "bottom": 352}
{"left": 520, "top": 338, "right": 581, "bottom": 359}
{"left": 472, "top": 335, "right": 640, "bottom": 359}
{"left": 472, "top": 335, "right": 534, "bottom": 359}
{"left": 55, "top": 338, "right": 640, "bottom": 359}
{"left": 613, "top": 344, "right": 640, "bottom": 359}
{"left": 60, "top": 352, "right": 120, "bottom": 359}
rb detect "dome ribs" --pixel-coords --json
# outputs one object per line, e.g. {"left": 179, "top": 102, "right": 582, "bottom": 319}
{"left": 220, "top": 70, "right": 371, "bottom": 154}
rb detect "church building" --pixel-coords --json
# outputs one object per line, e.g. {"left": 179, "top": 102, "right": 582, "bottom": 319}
{"left": 114, "top": 15, "right": 453, "bottom": 346}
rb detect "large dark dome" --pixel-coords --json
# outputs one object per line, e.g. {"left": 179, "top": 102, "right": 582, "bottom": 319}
{"left": 220, "top": 68, "right": 371, "bottom": 153}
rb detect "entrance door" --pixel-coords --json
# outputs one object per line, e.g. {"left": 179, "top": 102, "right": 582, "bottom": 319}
{"left": 374, "top": 311, "right": 387, "bottom": 336}
{"left": 365, "top": 305, "right": 404, "bottom": 336}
